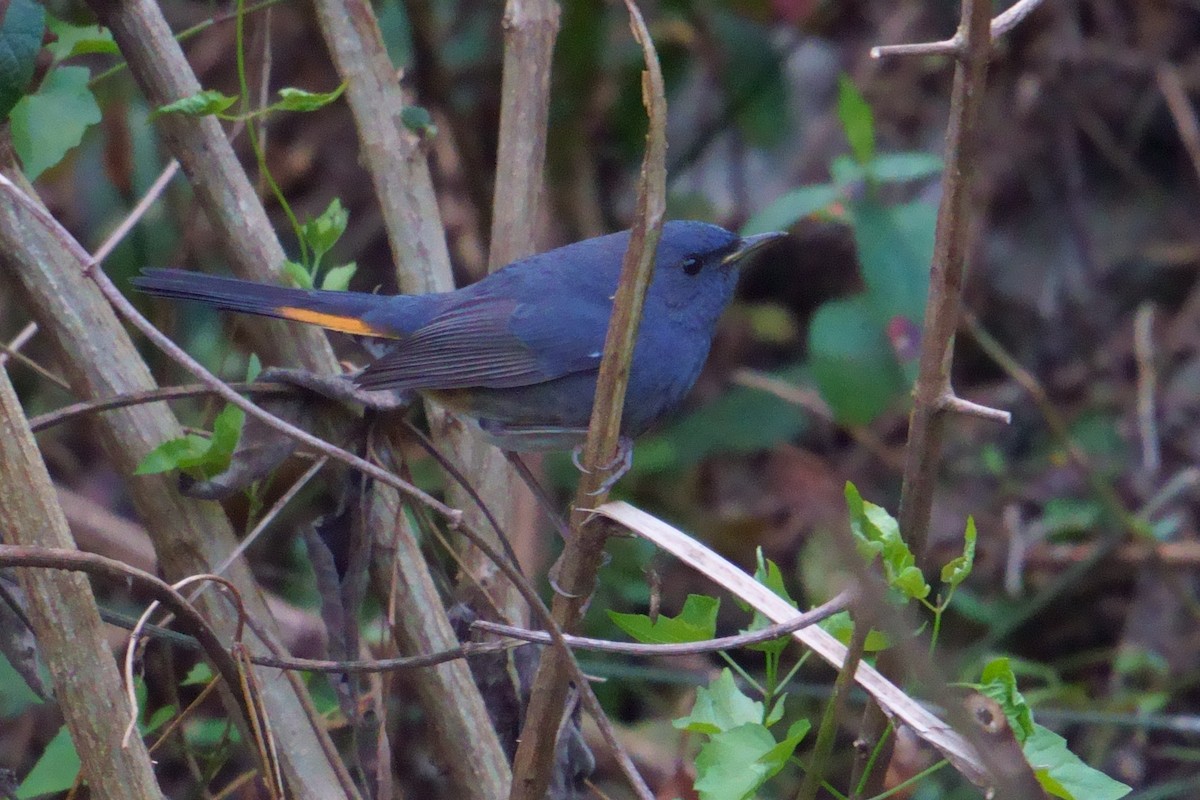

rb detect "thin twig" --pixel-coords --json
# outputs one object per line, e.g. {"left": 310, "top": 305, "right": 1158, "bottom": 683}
{"left": 871, "top": 0, "right": 1048, "bottom": 59}
{"left": 475, "top": 590, "right": 851, "bottom": 656}
{"left": 0, "top": 321, "right": 38, "bottom": 368}
{"left": 1134, "top": 304, "right": 1160, "bottom": 479}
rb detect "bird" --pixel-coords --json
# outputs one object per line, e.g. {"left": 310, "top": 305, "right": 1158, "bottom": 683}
{"left": 134, "top": 220, "right": 785, "bottom": 458}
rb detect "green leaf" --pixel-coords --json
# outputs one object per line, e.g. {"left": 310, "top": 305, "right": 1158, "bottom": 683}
{"left": 1025, "top": 725, "right": 1131, "bottom": 800}
{"left": 282, "top": 258, "right": 313, "bottom": 289}
{"left": 609, "top": 594, "right": 719, "bottom": 645}
{"left": 320, "top": 262, "right": 357, "bottom": 292}
{"left": 9, "top": 66, "right": 101, "bottom": 180}
{"left": 275, "top": 83, "right": 346, "bottom": 112}
{"left": 0, "top": 0, "right": 45, "bottom": 118}
{"left": 808, "top": 296, "right": 905, "bottom": 425}
{"left": 0, "top": 650, "right": 44, "bottom": 717}
{"left": 142, "top": 704, "right": 176, "bottom": 736}
{"left": 17, "top": 725, "right": 79, "bottom": 798}
{"left": 245, "top": 353, "right": 262, "bottom": 383}
{"left": 865, "top": 151, "right": 943, "bottom": 184}
{"left": 300, "top": 197, "right": 349, "bottom": 264}
{"left": 709, "top": 10, "right": 790, "bottom": 148}
{"left": 844, "top": 482, "right": 930, "bottom": 600}
{"left": 45, "top": 16, "right": 117, "bottom": 62}
{"left": 693, "top": 723, "right": 788, "bottom": 800}
{"left": 837, "top": 75, "right": 875, "bottom": 164}
{"left": 758, "top": 718, "right": 811, "bottom": 776}
{"left": 820, "top": 610, "right": 891, "bottom": 651}
{"left": 1040, "top": 497, "right": 1103, "bottom": 539}
{"left": 741, "top": 183, "right": 839, "bottom": 236}
{"left": 742, "top": 550, "right": 796, "bottom": 654}
{"left": 851, "top": 198, "right": 935, "bottom": 327}
{"left": 941, "top": 517, "right": 977, "bottom": 587}
{"left": 152, "top": 89, "right": 238, "bottom": 119}
{"left": 633, "top": 367, "right": 811, "bottom": 473}
{"left": 135, "top": 434, "right": 211, "bottom": 475}
{"left": 976, "top": 657, "right": 1035, "bottom": 742}
{"left": 181, "top": 662, "right": 214, "bottom": 686}
{"left": 135, "top": 405, "right": 243, "bottom": 478}
{"left": 400, "top": 104, "right": 437, "bottom": 136}
{"left": 674, "top": 669, "right": 762, "bottom": 734}
{"left": 206, "top": 405, "right": 245, "bottom": 469}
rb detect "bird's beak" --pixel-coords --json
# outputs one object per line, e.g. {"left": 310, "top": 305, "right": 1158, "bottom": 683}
{"left": 722, "top": 231, "right": 788, "bottom": 267}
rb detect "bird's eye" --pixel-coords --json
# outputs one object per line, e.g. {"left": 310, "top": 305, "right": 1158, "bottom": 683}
{"left": 682, "top": 256, "right": 702, "bottom": 276}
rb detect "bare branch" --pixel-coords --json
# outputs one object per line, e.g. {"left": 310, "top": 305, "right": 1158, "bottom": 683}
{"left": 871, "top": 0, "right": 1048, "bottom": 59}
{"left": 936, "top": 393, "right": 1013, "bottom": 423}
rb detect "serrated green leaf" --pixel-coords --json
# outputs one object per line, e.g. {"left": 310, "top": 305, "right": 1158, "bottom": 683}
{"left": 281, "top": 259, "right": 313, "bottom": 289}
{"left": 743, "top": 550, "right": 797, "bottom": 654}
{"left": 17, "top": 725, "right": 79, "bottom": 799}
{"left": 741, "top": 183, "right": 839, "bottom": 236}
{"left": 693, "top": 723, "right": 778, "bottom": 800}
{"left": 152, "top": 89, "right": 238, "bottom": 118}
{"left": 977, "top": 657, "right": 1035, "bottom": 742}
{"left": 0, "top": 0, "right": 45, "bottom": 118}
{"left": 275, "top": 83, "right": 346, "bottom": 112}
{"left": 941, "top": 517, "right": 977, "bottom": 587}
{"left": 609, "top": 594, "right": 719, "bottom": 645}
{"left": 674, "top": 669, "right": 762, "bottom": 734}
{"left": 837, "top": 75, "right": 874, "bottom": 164}
{"left": 865, "top": 151, "right": 943, "bottom": 184}
{"left": 809, "top": 296, "right": 905, "bottom": 425}
{"left": 45, "top": 16, "right": 117, "bottom": 62}
{"left": 320, "top": 262, "right": 357, "bottom": 292}
{"left": 10, "top": 66, "right": 101, "bottom": 180}
{"left": 1025, "top": 725, "right": 1130, "bottom": 800}
{"left": 844, "top": 483, "right": 930, "bottom": 600}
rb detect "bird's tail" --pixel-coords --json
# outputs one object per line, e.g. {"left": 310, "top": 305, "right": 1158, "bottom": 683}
{"left": 132, "top": 268, "right": 398, "bottom": 338}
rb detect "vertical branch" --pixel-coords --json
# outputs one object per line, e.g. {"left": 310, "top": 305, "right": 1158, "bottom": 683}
{"left": 509, "top": 2, "right": 666, "bottom": 797}
{"left": 460, "top": 0, "right": 562, "bottom": 623}
{"left": 0, "top": 370, "right": 163, "bottom": 800}
{"left": 308, "top": 2, "right": 515, "bottom": 797}
{"left": 310, "top": 0, "right": 455, "bottom": 295}
{"left": 896, "top": 0, "right": 994, "bottom": 562}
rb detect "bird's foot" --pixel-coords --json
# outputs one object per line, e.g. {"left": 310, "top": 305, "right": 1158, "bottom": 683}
{"left": 571, "top": 436, "right": 634, "bottom": 495}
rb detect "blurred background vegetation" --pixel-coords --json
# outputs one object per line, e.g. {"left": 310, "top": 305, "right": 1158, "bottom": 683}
{"left": 4, "top": 0, "right": 1200, "bottom": 797}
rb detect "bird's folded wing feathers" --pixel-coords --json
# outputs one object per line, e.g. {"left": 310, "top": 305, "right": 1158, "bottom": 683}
{"left": 354, "top": 295, "right": 605, "bottom": 391}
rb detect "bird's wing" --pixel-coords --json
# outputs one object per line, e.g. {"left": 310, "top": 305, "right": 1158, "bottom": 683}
{"left": 353, "top": 294, "right": 605, "bottom": 391}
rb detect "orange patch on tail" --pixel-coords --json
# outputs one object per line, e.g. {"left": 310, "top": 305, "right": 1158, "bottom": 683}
{"left": 274, "top": 307, "right": 387, "bottom": 337}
